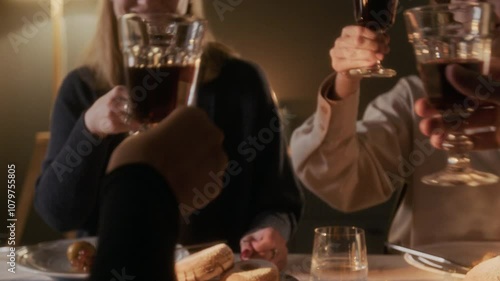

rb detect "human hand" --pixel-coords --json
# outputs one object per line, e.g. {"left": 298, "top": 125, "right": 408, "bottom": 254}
{"left": 84, "top": 86, "right": 140, "bottom": 138}
{"left": 416, "top": 64, "right": 500, "bottom": 149}
{"left": 107, "top": 107, "right": 228, "bottom": 214}
{"left": 329, "top": 25, "right": 390, "bottom": 99}
{"left": 331, "top": 26, "right": 389, "bottom": 75}
{"left": 240, "top": 227, "right": 288, "bottom": 270}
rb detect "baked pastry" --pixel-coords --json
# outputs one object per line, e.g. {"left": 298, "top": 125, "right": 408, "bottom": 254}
{"left": 66, "top": 241, "right": 96, "bottom": 272}
{"left": 222, "top": 259, "right": 279, "bottom": 281}
{"left": 176, "top": 243, "right": 234, "bottom": 281}
{"left": 472, "top": 252, "right": 498, "bottom": 266}
{"left": 464, "top": 256, "right": 500, "bottom": 281}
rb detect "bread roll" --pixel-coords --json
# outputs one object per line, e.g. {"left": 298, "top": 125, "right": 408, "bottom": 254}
{"left": 222, "top": 260, "right": 279, "bottom": 281}
{"left": 472, "top": 252, "right": 499, "bottom": 266}
{"left": 176, "top": 243, "right": 234, "bottom": 281}
{"left": 66, "top": 241, "right": 96, "bottom": 272}
{"left": 464, "top": 256, "right": 500, "bottom": 281}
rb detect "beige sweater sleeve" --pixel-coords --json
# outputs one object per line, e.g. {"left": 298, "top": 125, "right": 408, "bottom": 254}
{"left": 290, "top": 74, "right": 418, "bottom": 212}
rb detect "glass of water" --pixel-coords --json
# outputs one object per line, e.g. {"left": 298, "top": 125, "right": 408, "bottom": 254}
{"left": 310, "top": 226, "right": 368, "bottom": 281}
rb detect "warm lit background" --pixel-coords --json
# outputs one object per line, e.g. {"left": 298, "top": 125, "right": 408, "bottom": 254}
{"left": 0, "top": 0, "right": 428, "bottom": 253}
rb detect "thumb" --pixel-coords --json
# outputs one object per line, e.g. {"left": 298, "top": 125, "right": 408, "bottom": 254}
{"left": 240, "top": 237, "right": 255, "bottom": 261}
{"left": 446, "top": 64, "right": 500, "bottom": 105}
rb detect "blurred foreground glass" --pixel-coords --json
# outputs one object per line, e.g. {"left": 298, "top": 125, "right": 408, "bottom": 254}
{"left": 404, "top": 3, "right": 498, "bottom": 186}
{"left": 350, "top": 0, "right": 398, "bottom": 78}
{"left": 119, "top": 13, "right": 205, "bottom": 131}
{"left": 310, "top": 226, "right": 368, "bottom": 281}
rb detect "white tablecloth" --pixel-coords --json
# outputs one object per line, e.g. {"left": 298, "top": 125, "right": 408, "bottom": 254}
{"left": 0, "top": 248, "right": 458, "bottom": 281}
{"left": 285, "top": 254, "right": 460, "bottom": 281}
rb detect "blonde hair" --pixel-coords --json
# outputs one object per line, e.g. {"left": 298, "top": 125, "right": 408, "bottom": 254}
{"left": 82, "top": 0, "right": 218, "bottom": 91}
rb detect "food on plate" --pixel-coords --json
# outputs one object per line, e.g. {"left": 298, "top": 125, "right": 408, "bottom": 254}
{"left": 224, "top": 267, "right": 279, "bottom": 281}
{"left": 472, "top": 252, "right": 499, "bottom": 267}
{"left": 175, "top": 243, "right": 282, "bottom": 281}
{"left": 464, "top": 256, "right": 500, "bottom": 281}
{"left": 222, "top": 260, "right": 279, "bottom": 281}
{"left": 176, "top": 243, "right": 234, "bottom": 281}
{"left": 66, "top": 241, "right": 96, "bottom": 272}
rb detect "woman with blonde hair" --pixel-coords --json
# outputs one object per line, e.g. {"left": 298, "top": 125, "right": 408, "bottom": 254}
{"left": 35, "top": 0, "right": 302, "bottom": 270}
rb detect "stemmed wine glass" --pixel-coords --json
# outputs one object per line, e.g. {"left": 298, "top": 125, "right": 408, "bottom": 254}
{"left": 404, "top": 2, "right": 499, "bottom": 186}
{"left": 350, "top": 0, "right": 399, "bottom": 78}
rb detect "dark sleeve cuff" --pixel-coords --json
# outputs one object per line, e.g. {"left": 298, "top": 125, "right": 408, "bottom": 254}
{"left": 79, "top": 110, "right": 106, "bottom": 141}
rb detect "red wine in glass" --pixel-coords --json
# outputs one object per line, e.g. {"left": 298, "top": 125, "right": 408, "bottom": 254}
{"left": 126, "top": 64, "right": 196, "bottom": 125}
{"left": 350, "top": 0, "right": 399, "bottom": 77}
{"left": 418, "top": 59, "right": 484, "bottom": 112}
{"left": 403, "top": 2, "right": 497, "bottom": 186}
{"left": 354, "top": 0, "right": 399, "bottom": 32}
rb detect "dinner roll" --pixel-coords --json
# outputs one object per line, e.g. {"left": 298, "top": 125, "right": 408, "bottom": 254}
{"left": 222, "top": 260, "right": 280, "bottom": 281}
{"left": 176, "top": 243, "right": 234, "bottom": 281}
{"left": 66, "top": 241, "right": 96, "bottom": 273}
{"left": 464, "top": 256, "right": 500, "bottom": 281}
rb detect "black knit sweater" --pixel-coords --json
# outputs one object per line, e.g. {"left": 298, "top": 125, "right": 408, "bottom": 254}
{"left": 35, "top": 55, "right": 303, "bottom": 251}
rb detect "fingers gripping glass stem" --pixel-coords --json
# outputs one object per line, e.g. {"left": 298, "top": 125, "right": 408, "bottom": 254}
{"left": 350, "top": 0, "right": 398, "bottom": 78}
{"left": 348, "top": 60, "right": 397, "bottom": 78}
{"left": 405, "top": 3, "right": 499, "bottom": 186}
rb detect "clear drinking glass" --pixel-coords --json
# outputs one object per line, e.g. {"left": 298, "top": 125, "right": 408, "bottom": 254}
{"left": 119, "top": 13, "right": 205, "bottom": 132}
{"left": 310, "top": 226, "right": 368, "bottom": 281}
{"left": 404, "top": 3, "right": 498, "bottom": 186}
{"left": 350, "top": 0, "right": 399, "bottom": 78}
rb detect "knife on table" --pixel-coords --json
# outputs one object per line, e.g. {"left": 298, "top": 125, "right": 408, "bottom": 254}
{"left": 385, "top": 243, "right": 472, "bottom": 275}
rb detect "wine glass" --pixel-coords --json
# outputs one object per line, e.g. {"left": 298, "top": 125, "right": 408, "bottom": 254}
{"left": 404, "top": 2, "right": 499, "bottom": 186}
{"left": 119, "top": 13, "right": 206, "bottom": 132}
{"left": 350, "top": 0, "right": 398, "bottom": 78}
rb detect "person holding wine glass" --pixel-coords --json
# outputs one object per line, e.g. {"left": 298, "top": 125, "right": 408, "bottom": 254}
{"left": 34, "top": 0, "right": 303, "bottom": 270}
{"left": 349, "top": 0, "right": 398, "bottom": 77}
{"left": 416, "top": 0, "right": 500, "bottom": 150}
{"left": 290, "top": 0, "right": 500, "bottom": 248}
{"left": 416, "top": 63, "right": 500, "bottom": 149}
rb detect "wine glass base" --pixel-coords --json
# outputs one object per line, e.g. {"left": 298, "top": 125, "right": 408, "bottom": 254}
{"left": 421, "top": 169, "right": 499, "bottom": 187}
{"left": 348, "top": 67, "right": 397, "bottom": 78}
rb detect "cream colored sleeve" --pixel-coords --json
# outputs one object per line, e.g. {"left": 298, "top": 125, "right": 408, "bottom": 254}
{"left": 290, "top": 74, "right": 417, "bottom": 212}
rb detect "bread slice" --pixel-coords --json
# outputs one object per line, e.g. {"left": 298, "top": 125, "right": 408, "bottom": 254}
{"left": 222, "top": 260, "right": 279, "bottom": 281}
{"left": 175, "top": 243, "right": 234, "bottom": 281}
{"left": 464, "top": 255, "right": 500, "bottom": 281}
{"left": 224, "top": 267, "right": 279, "bottom": 281}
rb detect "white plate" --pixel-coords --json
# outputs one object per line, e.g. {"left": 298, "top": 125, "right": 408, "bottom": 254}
{"left": 17, "top": 237, "right": 189, "bottom": 280}
{"left": 403, "top": 241, "right": 500, "bottom": 278}
{"left": 17, "top": 237, "right": 97, "bottom": 279}
{"left": 404, "top": 254, "right": 467, "bottom": 279}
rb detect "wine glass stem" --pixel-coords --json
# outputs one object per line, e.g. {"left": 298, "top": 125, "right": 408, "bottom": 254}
{"left": 443, "top": 132, "right": 474, "bottom": 173}
{"left": 373, "top": 30, "right": 386, "bottom": 70}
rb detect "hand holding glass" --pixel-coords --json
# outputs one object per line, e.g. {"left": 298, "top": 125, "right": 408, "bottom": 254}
{"left": 404, "top": 3, "right": 498, "bottom": 186}
{"left": 350, "top": 0, "right": 398, "bottom": 78}
{"left": 119, "top": 13, "right": 205, "bottom": 132}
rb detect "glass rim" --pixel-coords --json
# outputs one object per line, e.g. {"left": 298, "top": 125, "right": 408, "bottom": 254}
{"left": 314, "top": 226, "right": 365, "bottom": 236}
{"left": 120, "top": 12, "right": 207, "bottom": 24}
{"left": 404, "top": 2, "right": 491, "bottom": 15}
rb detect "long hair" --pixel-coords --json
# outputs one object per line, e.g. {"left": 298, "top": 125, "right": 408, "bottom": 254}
{"left": 82, "top": 1, "right": 220, "bottom": 91}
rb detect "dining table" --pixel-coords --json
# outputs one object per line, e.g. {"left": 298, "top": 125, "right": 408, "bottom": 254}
{"left": 0, "top": 247, "right": 461, "bottom": 281}
{"left": 286, "top": 254, "right": 461, "bottom": 281}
